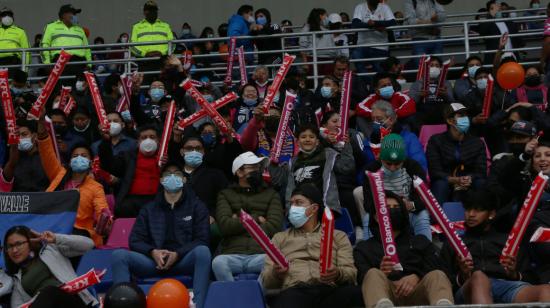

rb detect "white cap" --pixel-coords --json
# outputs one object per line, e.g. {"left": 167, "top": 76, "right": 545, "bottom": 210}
{"left": 450, "top": 103, "right": 467, "bottom": 113}
{"left": 328, "top": 13, "right": 342, "bottom": 24}
{"left": 232, "top": 151, "right": 268, "bottom": 175}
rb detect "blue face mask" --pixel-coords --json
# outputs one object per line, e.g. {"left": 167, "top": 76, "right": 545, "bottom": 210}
{"left": 256, "top": 16, "right": 267, "bottom": 25}
{"left": 495, "top": 11, "right": 503, "bottom": 19}
{"left": 150, "top": 88, "right": 165, "bottom": 102}
{"left": 11, "top": 87, "right": 24, "bottom": 96}
{"left": 532, "top": 3, "right": 540, "bottom": 9}
{"left": 201, "top": 133, "right": 216, "bottom": 147}
{"left": 18, "top": 137, "right": 33, "bottom": 152}
{"left": 320, "top": 86, "right": 332, "bottom": 98}
{"left": 184, "top": 151, "right": 203, "bottom": 168}
{"left": 455, "top": 116, "right": 470, "bottom": 134}
{"left": 71, "top": 15, "right": 78, "bottom": 25}
{"left": 121, "top": 110, "right": 132, "bottom": 122}
{"left": 468, "top": 65, "right": 480, "bottom": 78}
{"left": 379, "top": 85, "right": 394, "bottom": 99}
{"left": 161, "top": 174, "right": 184, "bottom": 193}
{"left": 288, "top": 205, "right": 311, "bottom": 228}
{"left": 70, "top": 156, "right": 90, "bottom": 173}
{"left": 243, "top": 98, "right": 257, "bottom": 107}
{"left": 382, "top": 165, "right": 401, "bottom": 179}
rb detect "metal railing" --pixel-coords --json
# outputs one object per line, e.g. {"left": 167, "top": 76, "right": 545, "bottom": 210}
{"left": 0, "top": 13, "right": 545, "bottom": 89}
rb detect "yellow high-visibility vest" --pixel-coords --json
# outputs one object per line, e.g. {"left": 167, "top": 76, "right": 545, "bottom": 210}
{"left": 41, "top": 20, "right": 91, "bottom": 64}
{"left": 130, "top": 19, "right": 173, "bottom": 57}
{"left": 0, "top": 25, "right": 30, "bottom": 64}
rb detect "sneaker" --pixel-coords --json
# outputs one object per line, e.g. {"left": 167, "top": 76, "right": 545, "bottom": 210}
{"left": 375, "top": 298, "right": 394, "bottom": 308}
{"left": 355, "top": 226, "right": 363, "bottom": 241}
{"left": 436, "top": 299, "right": 453, "bottom": 306}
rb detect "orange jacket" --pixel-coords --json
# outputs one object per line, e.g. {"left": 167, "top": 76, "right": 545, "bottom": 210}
{"left": 38, "top": 135, "right": 109, "bottom": 247}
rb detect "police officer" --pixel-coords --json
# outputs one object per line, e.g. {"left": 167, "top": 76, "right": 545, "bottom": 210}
{"left": 0, "top": 7, "right": 30, "bottom": 71}
{"left": 131, "top": 1, "right": 173, "bottom": 82}
{"left": 42, "top": 4, "right": 91, "bottom": 76}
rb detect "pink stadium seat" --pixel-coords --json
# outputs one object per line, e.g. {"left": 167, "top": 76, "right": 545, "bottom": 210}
{"left": 419, "top": 124, "right": 447, "bottom": 150}
{"left": 100, "top": 218, "right": 135, "bottom": 249}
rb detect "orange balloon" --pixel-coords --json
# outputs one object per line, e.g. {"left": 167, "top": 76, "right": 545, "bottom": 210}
{"left": 147, "top": 279, "right": 190, "bottom": 308}
{"left": 497, "top": 62, "right": 525, "bottom": 90}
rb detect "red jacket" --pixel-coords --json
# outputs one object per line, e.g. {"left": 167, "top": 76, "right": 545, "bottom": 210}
{"left": 356, "top": 92, "right": 416, "bottom": 119}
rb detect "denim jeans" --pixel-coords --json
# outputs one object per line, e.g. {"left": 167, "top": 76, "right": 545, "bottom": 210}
{"left": 111, "top": 246, "right": 211, "bottom": 308}
{"left": 361, "top": 210, "right": 432, "bottom": 241}
{"left": 351, "top": 46, "right": 389, "bottom": 75}
{"left": 212, "top": 254, "right": 265, "bottom": 282}
{"left": 411, "top": 38, "right": 443, "bottom": 67}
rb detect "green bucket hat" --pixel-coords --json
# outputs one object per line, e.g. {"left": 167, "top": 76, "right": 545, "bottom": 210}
{"left": 379, "top": 133, "right": 406, "bottom": 162}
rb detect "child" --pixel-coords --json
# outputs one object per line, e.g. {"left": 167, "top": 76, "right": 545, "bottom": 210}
{"left": 441, "top": 190, "right": 550, "bottom": 304}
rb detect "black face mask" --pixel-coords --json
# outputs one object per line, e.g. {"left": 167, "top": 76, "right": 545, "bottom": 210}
{"left": 246, "top": 171, "right": 263, "bottom": 190}
{"left": 466, "top": 218, "right": 491, "bottom": 234}
{"left": 264, "top": 117, "right": 280, "bottom": 133}
{"left": 53, "top": 125, "right": 68, "bottom": 137}
{"left": 508, "top": 143, "right": 526, "bottom": 156}
{"left": 367, "top": 0, "right": 379, "bottom": 8}
{"left": 389, "top": 208, "right": 405, "bottom": 231}
{"left": 525, "top": 75, "right": 542, "bottom": 87}
{"left": 145, "top": 10, "right": 158, "bottom": 23}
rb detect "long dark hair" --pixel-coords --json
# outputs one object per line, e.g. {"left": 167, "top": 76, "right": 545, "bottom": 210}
{"left": 3, "top": 225, "right": 41, "bottom": 275}
{"left": 307, "top": 8, "right": 327, "bottom": 32}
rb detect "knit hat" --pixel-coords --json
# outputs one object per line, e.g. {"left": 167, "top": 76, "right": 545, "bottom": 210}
{"left": 291, "top": 183, "right": 323, "bottom": 206}
{"left": 379, "top": 133, "right": 406, "bottom": 162}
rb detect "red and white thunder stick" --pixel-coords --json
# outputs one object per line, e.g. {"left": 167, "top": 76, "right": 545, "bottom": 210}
{"left": 63, "top": 96, "right": 76, "bottom": 116}
{"left": 366, "top": 170, "right": 403, "bottom": 271}
{"left": 45, "top": 116, "right": 61, "bottom": 161}
{"left": 177, "top": 92, "right": 238, "bottom": 130}
{"left": 338, "top": 71, "right": 352, "bottom": 142}
{"left": 530, "top": 227, "right": 550, "bottom": 243}
{"left": 116, "top": 73, "right": 133, "bottom": 113}
{"left": 237, "top": 46, "right": 248, "bottom": 86}
{"left": 60, "top": 268, "right": 107, "bottom": 294}
{"left": 413, "top": 176, "right": 471, "bottom": 259}
{"left": 157, "top": 100, "right": 176, "bottom": 167}
{"left": 416, "top": 54, "right": 426, "bottom": 80}
{"left": 501, "top": 172, "right": 549, "bottom": 261}
{"left": 481, "top": 74, "right": 495, "bottom": 117}
{"left": 57, "top": 86, "right": 71, "bottom": 110}
{"left": 437, "top": 59, "right": 451, "bottom": 91}
{"left": 182, "top": 50, "right": 193, "bottom": 71}
{"left": 270, "top": 91, "right": 296, "bottom": 163}
{"left": 320, "top": 207, "right": 335, "bottom": 274}
{"left": 224, "top": 37, "right": 237, "bottom": 86}
{"left": 240, "top": 210, "right": 289, "bottom": 269}
{"left": 422, "top": 56, "right": 431, "bottom": 94}
{"left": 181, "top": 78, "right": 238, "bottom": 138}
{"left": 84, "top": 72, "right": 110, "bottom": 132}
{"left": 262, "top": 54, "right": 296, "bottom": 114}
{"left": 0, "top": 69, "right": 18, "bottom": 144}
{"left": 28, "top": 50, "right": 71, "bottom": 120}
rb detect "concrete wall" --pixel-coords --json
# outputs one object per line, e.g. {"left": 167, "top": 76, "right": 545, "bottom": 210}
{"left": 5, "top": 0, "right": 536, "bottom": 43}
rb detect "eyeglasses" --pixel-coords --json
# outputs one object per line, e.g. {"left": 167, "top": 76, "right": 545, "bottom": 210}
{"left": 6, "top": 241, "right": 28, "bottom": 251}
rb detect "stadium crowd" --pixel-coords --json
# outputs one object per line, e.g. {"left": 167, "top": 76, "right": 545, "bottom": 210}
{"left": 1, "top": 0, "right": 550, "bottom": 307}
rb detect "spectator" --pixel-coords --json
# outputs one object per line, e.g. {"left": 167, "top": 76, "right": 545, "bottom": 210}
{"left": 360, "top": 101, "right": 427, "bottom": 171}
{"left": 261, "top": 184, "right": 362, "bottom": 308}
{"left": 232, "top": 83, "right": 260, "bottom": 134}
{"left": 0, "top": 7, "right": 30, "bottom": 70}
{"left": 49, "top": 109, "right": 86, "bottom": 164}
{"left": 313, "top": 75, "right": 341, "bottom": 115}
{"left": 111, "top": 162, "right": 211, "bottom": 308}
{"left": 213, "top": 152, "right": 283, "bottom": 281}
{"left": 404, "top": 0, "right": 446, "bottom": 67}
{"left": 101, "top": 73, "right": 122, "bottom": 113}
{"left": 441, "top": 190, "right": 550, "bottom": 304}
{"left": 479, "top": 0, "right": 524, "bottom": 65}
{"left": 228, "top": 5, "right": 255, "bottom": 59}
{"left": 541, "top": 3, "right": 550, "bottom": 80}
{"left": 179, "top": 22, "right": 196, "bottom": 41}
{"left": 392, "top": 11, "right": 409, "bottom": 40}
{"left": 270, "top": 124, "right": 355, "bottom": 212}
{"left": 351, "top": 0, "right": 396, "bottom": 74}
{"left": 360, "top": 134, "right": 431, "bottom": 240}
{"left": 4, "top": 227, "right": 96, "bottom": 307}
{"left": 426, "top": 103, "right": 487, "bottom": 204}
{"left": 356, "top": 72, "right": 416, "bottom": 121}
{"left": 327, "top": 13, "right": 349, "bottom": 58}
{"left": 331, "top": 56, "right": 371, "bottom": 112}
{"left": 67, "top": 107, "right": 100, "bottom": 146}
{"left": 409, "top": 56, "right": 454, "bottom": 125}
{"left": 281, "top": 19, "right": 299, "bottom": 48}
{"left": 0, "top": 258, "right": 11, "bottom": 307}
{"left": 354, "top": 191, "right": 453, "bottom": 307}
{"left": 252, "top": 65, "right": 270, "bottom": 100}
{"left": 250, "top": 8, "right": 282, "bottom": 66}
{"left": 380, "top": 56, "right": 407, "bottom": 91}
{"left": 91, "top": 111, "right": 137, "bottom": 156}
{"left": 9, "top": 69, "right": 29, "bottom": 98}
{"left": 198, "top": 122, "right": 243, "bottom": 179}
{"left": 453, "top": 55, "right": 483, "bottom": 103}
{"left": 300, "top": 8, "right": 342, "bottom": 77}
{"left": 10, "top": 119, "right": 49, "bottom": 192}
{"left": 129, "top": 79, "right": 168, "bottom": 127}
{"left": 98, "top": 124, "right": 161, "bottom": 218}
{"left": 37, "top": 115, "right": 111, "bottom": 247}
{"left": 514, "top": 65, "right": 548, "bottom": 112}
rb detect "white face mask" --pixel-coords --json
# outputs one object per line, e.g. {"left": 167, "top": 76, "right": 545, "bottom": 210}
{"left": 120, "top": 36, "right": 128, "bottom": 43}
{"left": 109, "top": 122, "right": 122, "bottom": 136}
{"left": 247, "top": 15, "right": 255, "bottom": 23}
{"left": 118, "top": 85, "right": 125, "bottom": 96}
{"left": 75, "top": 81, "right": 85, "bottom": 92}
{"left": 1, "top": 16, "right": 13, "bottom": 27}
{"left": 139, "top": 138, "right": 158, "bottom": 154}
{"left": 429, "top": 67, "right": 441, "bottom": 79}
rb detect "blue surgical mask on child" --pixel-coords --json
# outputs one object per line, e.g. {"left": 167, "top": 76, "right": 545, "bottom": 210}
{"left": 455, "top": 116, "right": 470, "bottom": 134}
{"left": 320, "top": 86, "right": 333, "bottom": 98}
{"left": 161, "top": 174, "right": 184, "bottom": 193}
{"left": 149, "top": 88, "right": 165, "bottom": 102}
{"left": 243, "top": 98, "right": 257, "bottom": 107}
{"left": 288, "top": 205, "right": 312, "bottom": 228}
{"left": 468, "top": 66, "right": 480, "bottom": 78}
{"left": 379, "top": 86, "right": 394, "bottom": 99}
{"left": 70, "top": 156, "right": 90, "bottom": 173}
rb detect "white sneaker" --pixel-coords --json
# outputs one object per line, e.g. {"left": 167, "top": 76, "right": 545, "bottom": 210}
{"left": 436, "top": 299, "right": 453, "bottom": 306}
{"left": 375, "top": 298, "right": 394, "bottom": 308}
{"left": 355, "top": 226, "right": 363, "bottom": 241}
